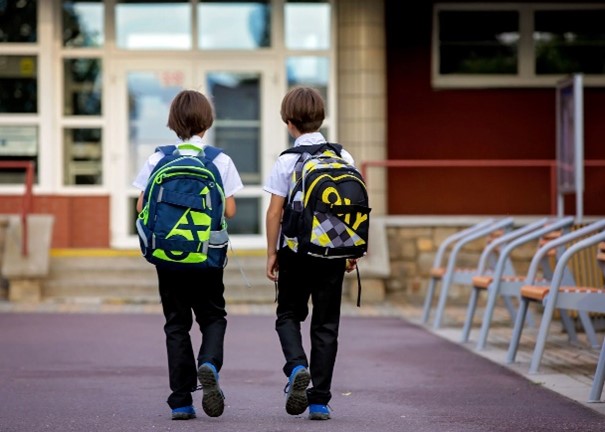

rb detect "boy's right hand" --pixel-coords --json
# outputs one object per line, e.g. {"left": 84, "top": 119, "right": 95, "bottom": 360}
{"left": 345, "top": 258, "right": 358, "bottom": 273}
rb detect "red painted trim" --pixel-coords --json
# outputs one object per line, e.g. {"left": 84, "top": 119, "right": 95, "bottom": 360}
{"left": 0, "top": 161, "right": 35, "bottom": 256}
{"left": 361, "top": 159, "right": 605, "bottom": 217}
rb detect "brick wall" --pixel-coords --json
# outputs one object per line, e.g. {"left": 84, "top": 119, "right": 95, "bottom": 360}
{"left": 0, "top": 195, "right": 110, "bottom": 248}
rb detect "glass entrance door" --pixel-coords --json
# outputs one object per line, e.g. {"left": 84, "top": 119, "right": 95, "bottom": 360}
{"left": 110, "top": 59, "right": 281, "bottom": 250}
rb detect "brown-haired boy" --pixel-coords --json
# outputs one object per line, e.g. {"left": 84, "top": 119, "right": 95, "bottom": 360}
{"left": 264, "top": 86, "right": 357, "bottom": 420}
{"left": 133, "top": 89, "right": 243, "bottom": 420}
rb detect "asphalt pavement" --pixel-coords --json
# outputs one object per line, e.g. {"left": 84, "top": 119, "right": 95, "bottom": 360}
{"left": 1, "top": 309, "right": 604, "bottom": 432}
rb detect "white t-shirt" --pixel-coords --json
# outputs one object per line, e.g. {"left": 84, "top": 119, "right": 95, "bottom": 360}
{"left": 132, "top": 135, "right": 243, "bottom": 198}
{"left": 263, "top": 132, "right": 355, "bottom": 198}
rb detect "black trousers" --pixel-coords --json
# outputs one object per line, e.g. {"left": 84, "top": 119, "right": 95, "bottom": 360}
{"left": 156, "top": 266, "right": 227, "bottom": 409}
{"left": 275, "top": 248, "right": 346, "bottom": 405}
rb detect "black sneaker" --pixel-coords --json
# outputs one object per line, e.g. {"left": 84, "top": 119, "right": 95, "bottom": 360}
{"left": 197, "top": 362, "right": 225, "bottom": 417}
{"left": 284, "top": 365, "right": 310, "bottom": 415}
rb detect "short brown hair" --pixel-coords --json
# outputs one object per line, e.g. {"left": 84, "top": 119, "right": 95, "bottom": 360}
{"left": 167, "top": 90, "right": 214, "bottom": 140}
{"left": 280, "top": 86, "right": 325, "bottom": 133}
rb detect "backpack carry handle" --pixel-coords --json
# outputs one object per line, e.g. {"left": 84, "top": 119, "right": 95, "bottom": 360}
{"left": 156, "top": 144, "right": 223, "bottom": 162}
{"left": 280, "top": 142, "right": 343, "bottom": 157}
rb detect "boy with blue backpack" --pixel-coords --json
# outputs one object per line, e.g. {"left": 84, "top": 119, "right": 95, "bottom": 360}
{"left": 133, "top": 89, "right": 243, "bottom": 420}
{"left": 264, "top": 86, "right": 370, "bottom": 420}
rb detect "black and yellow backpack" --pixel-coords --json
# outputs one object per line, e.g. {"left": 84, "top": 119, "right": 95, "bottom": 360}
{"left": 280, "top": 143, "right": 371, "bottom": 259}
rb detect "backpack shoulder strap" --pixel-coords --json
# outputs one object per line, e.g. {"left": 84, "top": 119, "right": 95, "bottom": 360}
{"left": 156, "top": 145, "right": 178, "bottom": 156}
{"left": 280, "top": 142, "right": 343, "bottom": 157}
{"left": 323, "top": 142, "right": 343, "bottom": 156}
{"left": 202, "top": 145, "right": 223, "bottom": 162}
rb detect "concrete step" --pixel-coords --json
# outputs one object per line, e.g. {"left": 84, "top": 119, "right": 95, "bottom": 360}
{"left": 42, "top": 251, "right": 275, "bottom": 304}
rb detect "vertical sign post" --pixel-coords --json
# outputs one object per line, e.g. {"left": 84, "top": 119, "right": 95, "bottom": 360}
{"left": 556, "top": 74, "right": 584, "bottom": 221}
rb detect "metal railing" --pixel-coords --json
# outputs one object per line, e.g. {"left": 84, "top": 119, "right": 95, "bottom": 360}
{"left": 0, "top": 161, "right": 35, "bottom": 256}
{"left": 360, "top": 159, "right": 605, "bottom": 216}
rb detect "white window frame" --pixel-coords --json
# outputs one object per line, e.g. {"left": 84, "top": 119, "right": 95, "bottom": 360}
{"left": 0, "top": 0, "right": 337, "bottom": 250}
{"left": 432, "top": 3, "right": 605, "bottom": 88}
{"left": 0, "top": 2, "right": 53, "bottom": 195}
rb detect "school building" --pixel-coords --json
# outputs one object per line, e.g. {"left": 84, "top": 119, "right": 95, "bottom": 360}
{"left": 0, "top": 0, "right": 604, "bottom": 253}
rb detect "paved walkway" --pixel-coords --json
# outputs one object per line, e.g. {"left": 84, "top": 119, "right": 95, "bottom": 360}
{"left": 400, "top": 299, "right": 605, "bottom": 418}
{"left": 1, "top": 298, "right": 605, "bottom": 431}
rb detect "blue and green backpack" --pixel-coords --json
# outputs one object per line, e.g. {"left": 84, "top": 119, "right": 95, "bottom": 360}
{"left": 136, "top": 144, "right": 229, "bottom": 270}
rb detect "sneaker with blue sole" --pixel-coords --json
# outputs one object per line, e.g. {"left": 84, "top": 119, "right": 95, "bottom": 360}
{"left": 171, "top": 405, "right": 196, "bottom": 420}
{"left": 284, "top": 365, "right": 311, "bottom": 415}
{"left": 308, "top": 404, "right": 330, "bottom": 420}
{"left": 197, "top": 362, "right": 225, "bottom": 417}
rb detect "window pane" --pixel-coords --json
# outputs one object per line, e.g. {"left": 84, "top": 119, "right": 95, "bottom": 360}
{"left": 207, "top": 72, "right": 261, "bottom": 184}
{"left": 62, "top": 1, "right": 104, "bottom": 48}
{"left": 439, "top": 11, "right": 519, "bottom": 74}
{"left": 0, "top": 0, "right": 37, "bottom": 43}
{"left": 63, "top": 58, "right": 102, "bottom": 115}
{"left": 0, "top": 55, "right": 37, "bottom": 113}
{"left": 63, "top": 128, "right": 102, "bottom": 185}
{"left": 286, "top": 56, "right": 329, "bottom": 102}
{"left": 285, "top": 0, "right": 330, "bottom": 50}
{"left": 116, "top": 1, "right": 191, "bottom": 50}
{"left": 127, "top": 71, "right": 184, "bottom": 184}
{"left": 535, "top": 10, "right": 605, "bottom": 75}
{"left": 0, "top": 125, "right": 38, "bottom": 185}
{"left": 198, "top": 1, "right": 270, "bottom": 49}
{"left": 227, "top": 197, "right": 261, "bottom": 234}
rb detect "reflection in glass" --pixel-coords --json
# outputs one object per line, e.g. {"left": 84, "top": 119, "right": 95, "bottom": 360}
{"left": 207, "top": 73, "right": 260, "bottom": 184}
{"left": 286, "top": 56, "right": 329, "bottom": 102}
{"left": 0, "top": 0, "right": 37, "bottom": 43}
{"left": 116, "top": 1, "right": 191, "bottom": 50}
{"left": 209, "top": 73, "right": 260, "bottom": 120}
{"left": 127, "top": 71, "right": 183, "bottom": 185}
{"left": 64, "top": 58, "right": 102, "bottom": 115}
{"left": 0, "top": 126, "right": 38, "bottom": 184}
{"left": 439, "top": 11, "right": 519, "bottom": 74}
{"left": 0, "top": 55, "right": 37, "bottom": 113}
{"left": 62, "top": 1, "right": 104, "bottom": 48}
{"left": 63, "top": 128, "right": 102, "bottom": 186}
{"left": 198, "top": 1, "right": 270, "bottom": 49}
{"left": 227, "top": 197, "right": 261, "bottom": 234}
{"left": 285, "top": 0, "right": 330, "bottom": 50}
{"left": 534, "top": 10, "right": 605, "bottom": 75}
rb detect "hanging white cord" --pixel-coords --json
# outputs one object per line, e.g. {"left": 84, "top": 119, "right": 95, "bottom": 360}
{"left": 228, "top": 242, "right": 252, "bottom": 289}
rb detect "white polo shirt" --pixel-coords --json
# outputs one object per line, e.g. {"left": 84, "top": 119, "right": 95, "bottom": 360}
{"left": 132, "top": 135, "right": 243, "bottom": 198}
{"left": 263, "top": 132, "right": 355, "bottom": 198}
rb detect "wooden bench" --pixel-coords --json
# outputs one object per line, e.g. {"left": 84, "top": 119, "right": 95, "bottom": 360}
{"left": 505, "top": 220, "right": 605, "bottom": 402}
